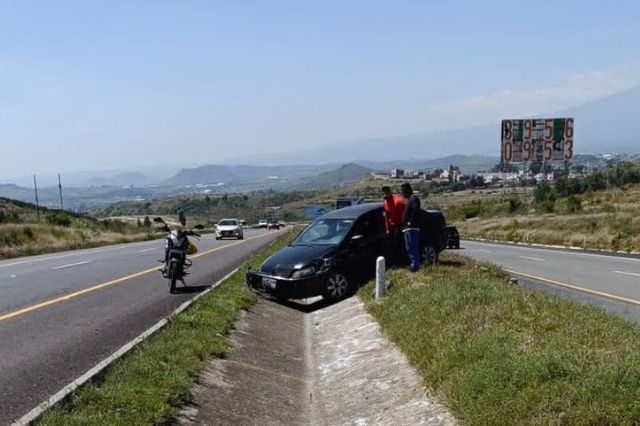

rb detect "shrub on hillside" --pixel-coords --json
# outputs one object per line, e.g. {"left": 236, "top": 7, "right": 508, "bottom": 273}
{"left": 566, "top": 195, "right": 582, "bottom": 213}
{"left": 508, "top": 197, "right": 523, "bottom": 214}
{"left": 506, "top": 220, "right": 522, "bottom": 242}
{"left": 534, "top": 182, "right": 557, "bottom": 213}
{"left": 46, "top": 211, "right": 72, "bottom": 227}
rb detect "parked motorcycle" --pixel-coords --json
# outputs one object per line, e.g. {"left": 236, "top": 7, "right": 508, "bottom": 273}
{"left": 154, "top": 217, "right": 204, "bottom": 293}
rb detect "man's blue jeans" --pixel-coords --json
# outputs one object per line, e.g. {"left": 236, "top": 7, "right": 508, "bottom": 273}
{"left": 403, "top": 228, "right": 420, "bottom": 272}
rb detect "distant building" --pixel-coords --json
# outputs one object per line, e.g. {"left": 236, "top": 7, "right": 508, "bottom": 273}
{"left": 369, "top": 172, "right": 389, "bottom": 180}
{"left": 390, "top": 169, "right": 404, "bottom": 178}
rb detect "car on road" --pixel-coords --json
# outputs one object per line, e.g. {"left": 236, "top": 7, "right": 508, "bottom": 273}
{"left": 446, "top": 225, "right": 460, "bottom": 249}
{"left": 258, "top": 220, "right": 268, "bottom": 228}
{"left": 267, "top": 219, "right": 281, "bottom": 230}
{"left": 246, "top": 203, "right": 448, "bottom": 301}
{"left": 216, "top": 218, "right": 243, "bottom": 240}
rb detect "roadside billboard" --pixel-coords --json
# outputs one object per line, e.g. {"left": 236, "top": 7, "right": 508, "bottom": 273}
{"left": 501, "top": 118, "right": 574, "bottom": 164}
{"left": 304, "top": 204, "right": 330, "bottom": 219}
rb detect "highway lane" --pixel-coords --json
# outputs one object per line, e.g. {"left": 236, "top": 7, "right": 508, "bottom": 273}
{"left": 460, "top": 240, "right": 640, "bottom": 304}
{"left": 0, "top": 228, "right": 286, "bottom": 425}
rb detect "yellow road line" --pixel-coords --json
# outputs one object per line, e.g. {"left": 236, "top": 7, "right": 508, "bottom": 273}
{"left": 506, "top": 269, "right": 640, "bottom": 307}
{"left": 0, "top": 232, "right": 275, "bottom": 323}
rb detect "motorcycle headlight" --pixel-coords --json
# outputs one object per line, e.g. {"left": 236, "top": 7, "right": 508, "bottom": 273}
{"left": 291, "top": 266, "right": 315, "bottom": 279}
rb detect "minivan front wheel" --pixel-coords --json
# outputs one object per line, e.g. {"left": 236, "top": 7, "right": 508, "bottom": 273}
{"left": 324, "top": 272, "right": 350, "bottom": 301}
{"left": 422, "top": 244, "right": 438, "bottom": 266}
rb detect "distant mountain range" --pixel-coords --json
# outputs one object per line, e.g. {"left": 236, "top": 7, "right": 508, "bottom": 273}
{"left": 2, "top": 85, "right": 638, "bottom": 196}
{"left": 161, "top": 156, "right": 497, "bottom": 188}
{"left": 229, "top": 85, "right": 640, "bottom": 165}
{"left": 1, "top": 164, "right": 191, "bottom": 188}
{"left": 164, "top": 164, "right": 337, "bottom": 187}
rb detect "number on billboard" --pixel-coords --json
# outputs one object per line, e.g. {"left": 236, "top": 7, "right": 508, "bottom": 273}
{"left": 565, "top": 139, "right": 573, "bottom": 160}
{"left": 504, "top": 141, "right": 513, "bottom": 162}
{"left": 565, "top": 118, "right": 574, "bottom": 138}
{"left": 503, "top": 120, "right": 513, "bottom": 141}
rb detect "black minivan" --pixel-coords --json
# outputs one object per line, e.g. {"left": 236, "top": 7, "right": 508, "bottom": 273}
{"left": 246, "top": 203, "right": 448, "bottom": 301}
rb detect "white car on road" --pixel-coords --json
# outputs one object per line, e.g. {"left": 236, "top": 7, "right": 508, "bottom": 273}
{"left": 216, "top": 219, "right": 244, "bottom": 240}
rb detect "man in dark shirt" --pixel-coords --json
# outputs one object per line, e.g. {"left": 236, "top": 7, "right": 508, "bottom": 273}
{"left": 382, "top": 186, "right": 405, "bottom": 265}
{"left": 401, "top": 182, "right": 421, "bottom": 272}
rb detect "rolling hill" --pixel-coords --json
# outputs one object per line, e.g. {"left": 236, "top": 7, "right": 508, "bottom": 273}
{"left": 292, "top": 163, "right": 375, "bottom": 190}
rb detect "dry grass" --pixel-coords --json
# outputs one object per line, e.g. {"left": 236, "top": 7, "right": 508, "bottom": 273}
{"left": 0, "top": 223, "right": 153, "bottom": 259}
{"left": 440, "top": 183, "right": 640, "bottom": 252}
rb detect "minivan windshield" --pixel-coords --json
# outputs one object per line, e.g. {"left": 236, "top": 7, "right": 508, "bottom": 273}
{"left": 292, "top": 218, "right": 354, "bottom": 246}
{"left": 218, "top": 219, "right": 238, "bottom": 226}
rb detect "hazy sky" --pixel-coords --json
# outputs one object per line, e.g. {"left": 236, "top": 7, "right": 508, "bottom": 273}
{"left": 1, "top": 0, "right": 639, "bottom": 177}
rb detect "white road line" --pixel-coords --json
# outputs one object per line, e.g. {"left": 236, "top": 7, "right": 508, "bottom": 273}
{"left": 519, "top": 256, "right": 544, "bottom": 262}
{"left": 0, "top": 240, "right": 163, "bottom": 269}
{"left": 0, "top": 253, "right": 77, "bottom": 268}
{"left": 466, "top": 241, "right": 640, "bottom": 262}
{"left": 614, "top": 270, "right": 640, "bottom": 278}
{"left": 52, "top": 261, "right": 90, "bottom": 270}
{"left": 137, "top": 248, "right": 157, "bottom": 253}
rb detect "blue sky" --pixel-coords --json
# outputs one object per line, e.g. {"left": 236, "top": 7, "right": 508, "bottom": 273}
{"left": 1, "top": 0, "right": 639, "bottom": 177}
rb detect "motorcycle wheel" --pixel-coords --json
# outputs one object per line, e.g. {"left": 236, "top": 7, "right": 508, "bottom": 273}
{"left": 168, "top": 262, "right": 178, "bottom": 293}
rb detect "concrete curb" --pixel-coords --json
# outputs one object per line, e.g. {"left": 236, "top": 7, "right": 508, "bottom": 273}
{"left": 12, "top": 267, "right": 241, "bottom": 426}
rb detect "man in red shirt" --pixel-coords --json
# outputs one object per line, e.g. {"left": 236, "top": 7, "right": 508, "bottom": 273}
{"left": 382, "top": 186, "right": 405, "bottom": 264}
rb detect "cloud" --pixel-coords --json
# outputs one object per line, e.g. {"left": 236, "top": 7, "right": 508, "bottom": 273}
{"left": 424, "top": 67, "right": 640, "bottom": 127}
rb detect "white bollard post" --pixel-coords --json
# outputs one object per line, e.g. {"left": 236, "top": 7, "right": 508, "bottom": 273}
{"left": 375, "top": 256, "right": 386, "bottom": 299}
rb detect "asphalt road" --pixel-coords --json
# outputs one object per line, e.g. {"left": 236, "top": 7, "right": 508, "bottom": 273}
{"left": 0, "top": 228, "right": 284, "bottom": 425}
{"left": 459, "top": 239, "right": 640, "bottom": 310}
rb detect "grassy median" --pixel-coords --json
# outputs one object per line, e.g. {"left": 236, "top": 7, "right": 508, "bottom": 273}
{"left": 35, "top": 230, "right": 295, "bottom": 426}
{"left": 360, "top": 253, "right": 640, "bottom": 425}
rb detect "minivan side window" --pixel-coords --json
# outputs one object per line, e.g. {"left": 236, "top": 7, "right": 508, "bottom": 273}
{"left": 351, "top": 210, "right": 385, "bottom": 238}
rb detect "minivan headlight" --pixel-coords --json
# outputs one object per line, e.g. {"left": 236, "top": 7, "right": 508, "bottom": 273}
{"left": 291, "top": 267, "right": 315, "bottom": 279}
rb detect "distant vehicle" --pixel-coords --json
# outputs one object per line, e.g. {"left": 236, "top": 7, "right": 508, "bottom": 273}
{"left": 446, "top": 225, "right": 460, "bottom": 249}
{"left": 216, "top": 218, "right": 243, "bottom": 240}
{"left": 246, "top": 203, "right": 448, "bottom": 301}
{"left": 258, "top": 220, "right": 268, "bottom": 228}
{"left": 240, "top": 219, "right": 247, "bottom": 226}
{"left": 267, "top": 219, "right": 280, "bottom": 230}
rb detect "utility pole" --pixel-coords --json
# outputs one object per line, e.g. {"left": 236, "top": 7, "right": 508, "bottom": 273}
{"left": 33, "top": 174, "right": 40, "bottom": 222}
{"left": 58, "top": 173, "right": 64, "bottom": 211}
